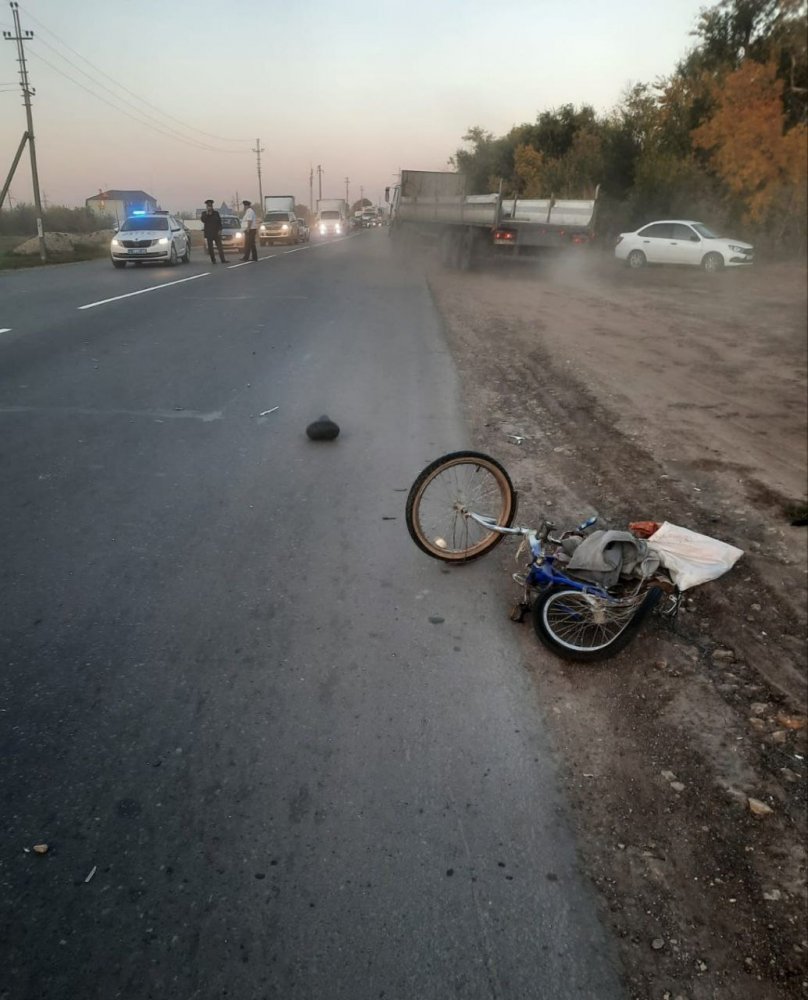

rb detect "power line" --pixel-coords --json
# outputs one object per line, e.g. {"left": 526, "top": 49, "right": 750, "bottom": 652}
{"left": 29, "top": 31, "right": 244, "bottom": 150}
{"left": 19, "top": 3, "right": 249, "bottom": 144}
{"left": 27, "top": 50, "right": 246, "bottom": 154}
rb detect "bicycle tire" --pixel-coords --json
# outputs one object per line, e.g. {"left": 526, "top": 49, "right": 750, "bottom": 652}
{"left": 405, "top": 451, "right": 517, "bottom": 562}
{"left": 532, "top": 585, "right": 662, "bottom": 662}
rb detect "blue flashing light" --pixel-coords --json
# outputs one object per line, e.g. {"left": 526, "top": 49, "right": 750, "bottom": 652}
{"left": 131, "top": 210, "right": 147, "bottom": 216}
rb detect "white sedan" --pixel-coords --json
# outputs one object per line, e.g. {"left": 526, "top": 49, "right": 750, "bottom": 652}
{"left": 110, "top": 211, "right": 191, "bottom": 268}
{"left": 614, "top": 220, "right": 753, "bottom": 273}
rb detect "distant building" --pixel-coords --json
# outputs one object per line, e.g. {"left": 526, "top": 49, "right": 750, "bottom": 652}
{"left": 85, "top": 189, "right": 159, "bottom": 223}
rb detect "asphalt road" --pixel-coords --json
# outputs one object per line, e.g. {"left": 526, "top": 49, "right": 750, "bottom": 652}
{"left": 1, "top": 233, "right": 625, "bottom": 999}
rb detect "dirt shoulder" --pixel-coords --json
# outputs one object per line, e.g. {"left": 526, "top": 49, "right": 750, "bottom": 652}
{"left": 425, "top": 249, "right": 807, "bottom": 1000}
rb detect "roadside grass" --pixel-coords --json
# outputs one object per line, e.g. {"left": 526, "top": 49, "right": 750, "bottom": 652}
{"left": 0, "top": 234, "right": 108, "bottom": 271}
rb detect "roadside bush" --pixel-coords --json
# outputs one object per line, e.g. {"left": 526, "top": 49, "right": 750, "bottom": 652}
{"left": 0, "top": 202, "right": 114, "bottom": 235}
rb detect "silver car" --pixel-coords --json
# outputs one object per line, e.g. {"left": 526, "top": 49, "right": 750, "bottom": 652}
{"left": 219, "top": 215, "right": 245, "bottom": 255}
{"left": 259, "top": 212, "right": 300, "bottom": 246}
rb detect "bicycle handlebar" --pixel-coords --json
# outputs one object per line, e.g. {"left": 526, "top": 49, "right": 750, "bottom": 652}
{"left": 467, "top": 510, "right": 599, "bottom": 548}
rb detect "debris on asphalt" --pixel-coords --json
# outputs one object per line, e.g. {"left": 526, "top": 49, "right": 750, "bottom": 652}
{"left": 306, "top": 415, "right": 340, "bottom": 441}
{"left": 747, "top": 797, "right": 774, "bottom": 818}
{"left": 84, "top": 865, "right": 97, "bottom": 883}
{"left": 259, "top": 407, "right": 279, "bottom": 417}
{"left": 32, "top": 844, "right": 48, "bottom": 855}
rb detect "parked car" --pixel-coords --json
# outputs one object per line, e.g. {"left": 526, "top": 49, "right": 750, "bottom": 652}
{"left": 218, "top": 215, "right": 245, "bottom": 255}
{"left": 296, "top": 218, "right": 310, "bottom": 243}
{"left": 110, "top": 211, "right": 191, "bottom": 268}
{"left": 614, "top": 220, "right": 753, "bottom": 273}
{"left": 259, "top": 212, "right": 300, "bottom": 246}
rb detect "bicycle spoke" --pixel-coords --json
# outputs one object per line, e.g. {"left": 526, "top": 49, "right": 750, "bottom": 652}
{"left": 406, "top": 452, "right": 516, "bottom": 562}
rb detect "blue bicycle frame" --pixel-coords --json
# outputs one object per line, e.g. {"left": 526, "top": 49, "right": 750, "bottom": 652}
{"left": 467, "top": 511, "right": 625, "bottom": 604}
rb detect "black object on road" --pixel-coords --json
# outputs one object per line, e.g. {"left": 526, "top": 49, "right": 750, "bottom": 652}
{"left": 306, "top": 415, "right": 340, "bottom": 441}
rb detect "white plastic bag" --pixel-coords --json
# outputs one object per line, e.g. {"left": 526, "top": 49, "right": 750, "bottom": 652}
{"left": 647, "top": 522, "right": 744, "bottom": 591}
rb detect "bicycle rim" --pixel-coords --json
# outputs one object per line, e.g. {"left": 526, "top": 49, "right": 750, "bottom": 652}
{"left": 406, "top": 452, "right": 515, "bottom": 561}
{"left": 541, "top": 590, "right": 642, "bottom": 653}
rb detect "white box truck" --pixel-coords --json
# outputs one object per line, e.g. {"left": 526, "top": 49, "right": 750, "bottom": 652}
{"left": 260, "top": 194, "right": 301, "bottom": 246}
{"left": 315, "top": 198, "right": 349, "bottom": 237}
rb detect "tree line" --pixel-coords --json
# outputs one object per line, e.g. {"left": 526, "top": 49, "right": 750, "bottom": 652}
{"left": 451, "top": 0, "right": 807, "bottom": 250}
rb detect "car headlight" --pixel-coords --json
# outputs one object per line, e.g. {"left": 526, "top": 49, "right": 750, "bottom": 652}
{"left": 236, "top": 232, "right": 243, "bottom": 240}
{"left": 336, "top": 225, "right": 342, "bottom": 234}
{"left": 281, "top": 224, "right": 289, "bottom": 232}
{"left": 728, "top": 245, "right": 746, "bottom": 253}
{"left": 111, "top": 238, "right": 120, "bottom": 247}
{"left": 319, "top": 225, "right": 326, "bottom": 233}
{"left": 157, "top": 237, "right": 169, "bottom": 245}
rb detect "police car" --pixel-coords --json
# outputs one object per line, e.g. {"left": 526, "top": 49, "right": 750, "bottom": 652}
{"left": 110, "top": 210, "right": 191, "bottom": 268}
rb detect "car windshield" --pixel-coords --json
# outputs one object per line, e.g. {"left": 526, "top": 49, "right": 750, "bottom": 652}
{"left": 221, "top": 217, "right": 239, "bottom": 228}
{"left": 121, "top": 216, "right": 168, "bottom": 231}
{"left": 266, "top": 212, "right": 291, "bottom": 222}
{"left": 692, "top": 223, "right": 718, "bottom": 239}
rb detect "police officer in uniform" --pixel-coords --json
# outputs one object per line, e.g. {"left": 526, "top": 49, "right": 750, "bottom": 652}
{"left": 240, "top": 200, "right": 259, "bottom": 262}
{"left": 201, "top": 199, "right": 226, "bottom": 263}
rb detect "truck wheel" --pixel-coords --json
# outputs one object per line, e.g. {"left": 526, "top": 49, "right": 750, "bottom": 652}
{"left": 457, "top": 228, "right": 475, "bottom": 271}
{"left": 439, "top": 230, "right": 459, "bottom": 267}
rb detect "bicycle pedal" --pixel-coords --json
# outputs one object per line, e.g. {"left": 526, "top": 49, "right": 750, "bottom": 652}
{"left": 512, "top": 573, "right": 528, "bottom": 587}
{"left": 509, "top": 602, "right": 531, "bottom": 624}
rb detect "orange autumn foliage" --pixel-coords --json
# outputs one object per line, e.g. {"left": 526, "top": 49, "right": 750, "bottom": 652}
{"left": 692, "top": 59, "right": 808, "bottom": 224}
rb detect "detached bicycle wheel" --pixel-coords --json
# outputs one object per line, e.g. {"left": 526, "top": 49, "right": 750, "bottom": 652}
{"left": 532, "top": 586, "right": 662, "bottom": 662}
{"left": 405, "top": 451, "right": 516, "bottom": 562}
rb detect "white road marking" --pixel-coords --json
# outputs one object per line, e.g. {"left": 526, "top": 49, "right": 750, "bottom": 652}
{"left": 78, "top": 272, "right": 209, "bottom": 310}
{"left": 0, "top": 328, "right": 11, "bottom": 334}
{"left": 0, "top": 405, "right": 223, "bottom": 422}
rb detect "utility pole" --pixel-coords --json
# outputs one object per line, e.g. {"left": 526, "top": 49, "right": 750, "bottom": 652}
{"left": 252, "top": 138, "right": 265, "bottom": 215}
{"left": 317, "top": 165, "right": 323, "bottom": 201}
{"left": 309, "top": 166, "right": 313, "bottom": 212}
{"left": 3, "top": 2, "right": 46, "bottom": 261}
{"left": 360, "top": 185, "right": 364, "bottom": 206}
{"left": 345, "top": 177, "right": 350, "bottom": 204}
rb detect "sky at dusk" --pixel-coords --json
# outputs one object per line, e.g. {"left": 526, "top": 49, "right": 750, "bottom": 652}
{"left": 1, "top": 0, "right": 707, "bottom": 214}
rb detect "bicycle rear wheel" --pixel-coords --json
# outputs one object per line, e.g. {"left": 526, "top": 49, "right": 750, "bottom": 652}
{"left": 405, "top": 451, "right": 516, "bottom": 562}
{"left": 532, "top": 586, "right": 662, "bottom": 662}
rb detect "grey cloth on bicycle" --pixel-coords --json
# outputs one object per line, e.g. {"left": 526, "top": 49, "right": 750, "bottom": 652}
{"left": 565, "top": 530, "right": 660, "bottom": 588}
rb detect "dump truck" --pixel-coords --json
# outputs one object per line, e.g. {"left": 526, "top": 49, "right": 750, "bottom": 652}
{"left": 385, "top": 169, "right": 598, "bottom": 269}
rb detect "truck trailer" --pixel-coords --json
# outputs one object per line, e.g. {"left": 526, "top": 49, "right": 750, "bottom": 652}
{"left": 385, "top": 169, "right": 598, "bottom": 269}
